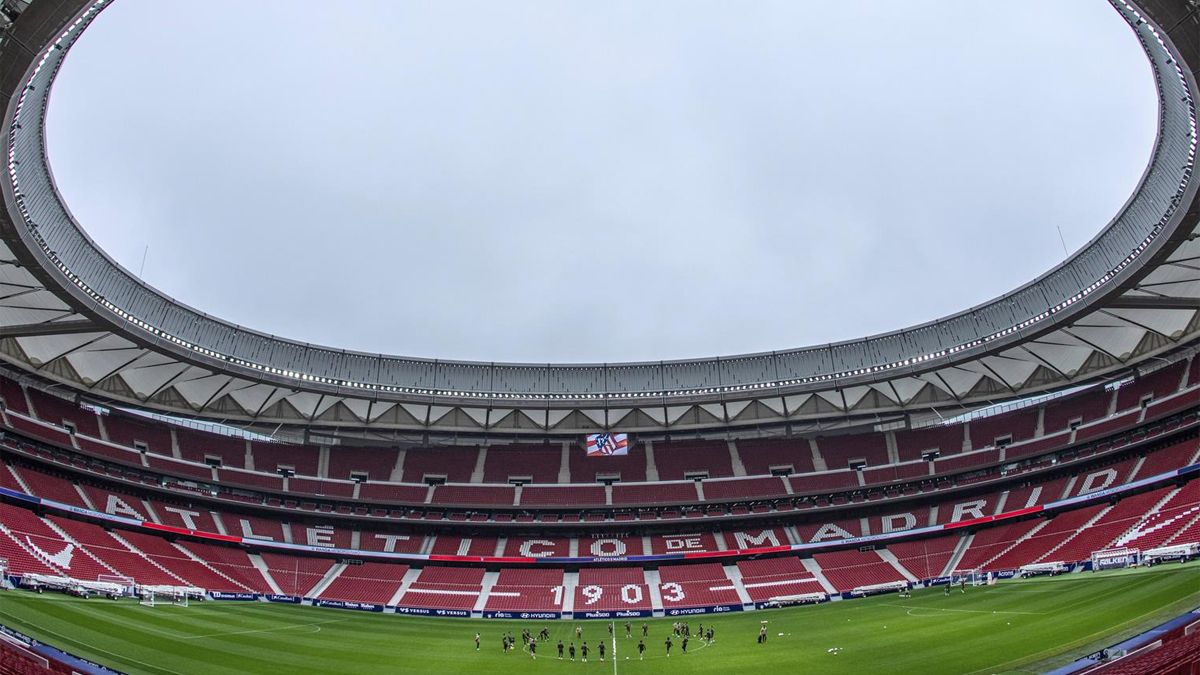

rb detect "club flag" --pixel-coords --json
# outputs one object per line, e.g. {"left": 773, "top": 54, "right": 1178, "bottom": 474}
{"left": 586, "top": 433, "right": 629, "bottom": 457}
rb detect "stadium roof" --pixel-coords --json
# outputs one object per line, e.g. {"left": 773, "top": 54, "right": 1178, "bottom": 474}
{"left": 0, "top": 0, "right": 1195, "bottom": 436}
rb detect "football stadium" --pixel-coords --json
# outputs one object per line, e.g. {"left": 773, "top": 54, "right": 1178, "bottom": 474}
{"left": 0, "top": 0, "right": 1195, "bottom": 673}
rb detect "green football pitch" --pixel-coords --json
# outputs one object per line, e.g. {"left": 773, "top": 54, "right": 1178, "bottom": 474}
{"left": 0, "top": 564, "right": 1197, "bottom": 675}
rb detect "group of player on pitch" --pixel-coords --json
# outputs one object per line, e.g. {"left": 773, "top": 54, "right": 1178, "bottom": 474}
{"left": 473, "top": 620, "right": 717, "bottom": 660}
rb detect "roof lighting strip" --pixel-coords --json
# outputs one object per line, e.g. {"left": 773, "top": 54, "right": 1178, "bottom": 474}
{"left": 3, "top": 0, "right": 1196, "bottom": 401}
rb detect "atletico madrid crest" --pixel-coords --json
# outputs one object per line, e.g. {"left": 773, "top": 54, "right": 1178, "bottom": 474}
{"left": 586, "top": 433, "right": 629, "bottom": 456}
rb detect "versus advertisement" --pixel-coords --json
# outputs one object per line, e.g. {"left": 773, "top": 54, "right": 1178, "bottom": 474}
{"left": 394, "top": 606, "right": 472, "bottom": 618}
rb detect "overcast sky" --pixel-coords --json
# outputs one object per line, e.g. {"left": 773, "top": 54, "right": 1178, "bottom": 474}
{"left": 45, "top": 0, "right": 1156, "bottom": 364}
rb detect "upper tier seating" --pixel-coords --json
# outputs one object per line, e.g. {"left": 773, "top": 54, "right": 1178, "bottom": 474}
{"left": 894, "top": 425, "right": 965, "bottom": 462}
{"left": 176, "top": 429, "right": 245, "bottom": 469}
{"left": 0, "top": 377, "right": 29, "bottom": 414}
{"left": 482, "top": 444, "right": 561, "bottom": 484}
{"left": 103, "top": 413, "right": 173, "bottom": 456}
{"left": 1044, "top": 391, "right": 1110, "bottom": 434}
{"left": 817, "top": 433, "right": 889, "bottom": 469}
{"left": 521, "top": 484, "right": 606, "bottom": 507}
{"left": 249, "top": 441, "right": 318, "bottom": 476}
{"left": 25, "top": 389, "right": 99, "bottom": 438}
{"left": 327, "top": 446, "right": 398, "bottom": 482}
{"left": 1116, "top": 361, "right": 1187, "bottom": 411}
{"left": 0, "top": 370, "right": 1193, "bottom": 517}
{"left": 970, "top": 408, "right": 1040, "bottom": 450}
{"left": 736, "top": 439, "right": 815, "bottom": 475}
{"left": 401, "top": 447, "right": 479, "bottom": 483}
{"left": 654, "top": 440, "right": 733, "bottom": 480}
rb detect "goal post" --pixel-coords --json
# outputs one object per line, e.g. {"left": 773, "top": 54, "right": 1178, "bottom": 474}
{"left": 138, "top": 589, "right": 155, "bottom": 608}
{"left": 97, "top": 574, "right": 135, "bottom": 596}
{"left": 950, "top": 569, "right": 985, "bottom": 586}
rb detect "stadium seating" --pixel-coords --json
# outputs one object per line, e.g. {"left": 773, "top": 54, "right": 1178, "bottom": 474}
{"left": 984, "top": 505, "right": 1107, "bottom": 570}
{"left": 260, "top": 553, "right": 333, "bottom": 596}
{"left": 969, "top": 408, "right": 1039, "bottom": 449}
{"left": 102, "top": 413, "right": 173, "bottom": 456}
{"left": 115, "top": 530, "right": 251, "bottom": 591}
{"left": 657, "top": 563, "right": 741, "bottom": 609}
{"left": 175, "top": 428, "right": 245, "bottom": 468}
{"left": 653, "top": 440, "right": 734, "bottom": 480}
{"left": 886, "top": 537, "right": 958, "bottom": 579}
{"left": 1044, "top": 391, "right": 1110, "bottom": 434}
{"left": 400, "top": 566, "right": 485, "bottom": 610}
{"left": 483, "top": 567, "right": 565, "bottom": 613}
{"left": 26, "top": 390, "right": 99, "bottom": 438}
{"left": 0, "top": 377, "right": 29, "bottom": 414}
{"left": 817, "top": 433, "right": 889, "bottom": 469}
{"left": 327, "top": 446, "right": 398, "bottom": 482}
{"left": 955, "top": 520, "right": 1045, "bottom": 572}
{"left": 1049, "top": 488, "right": 1172, "bottom": 563}
{"left": 401, "top": 447, "right": 478, "bottom": 483}
{"left": 520, "top": 484, "right": 605, "bottom": 507}
{"left": 48, "top": 516, "right": 185, "bottom": 586}
{"left": 250, "top": 441, "right": 319, "bottom": 476}
{"left": 176, "top": 541, "right": 272, "bottom": 593}
{"left": 736, "top": 438, "right": 815, "bottom": 475}
{"left": 1090, "top": 630, "right": 1200, "bottom": 675}
{"left": 1119, "top": 486, "right": 1200, "bottom": 550}
{"left": 317, "top": 562, "right": 409, "bottom": 605}
{"left": 895, "top": 425, "right": 965, "bottom": 462}
{"left": 812, "top": 549, "right": 905, "bottom": 592}
{"left": 735, "top": 556, "right": 822, "bottom": 602}
{"left": 0, "top": 364, "right": 1193, "bottom": 520}
{"left": 575, "top": 567, "right": 652, "bottom": 613}
{"left": 482, "top": 444, "right": 561, "bottom": 484}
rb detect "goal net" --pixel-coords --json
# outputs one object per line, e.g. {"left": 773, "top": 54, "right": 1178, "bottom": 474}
{"left": 1091, "top": 547, "right": 1140, "bottom": 571}
{"left": 138, "top": 588, "right": 189, "bottom": 607}
{"left": 97, "top": 574, "right": 135, "bottom": 596}
{"left": 950, "top": 569, "right": 986, "bottom": 586}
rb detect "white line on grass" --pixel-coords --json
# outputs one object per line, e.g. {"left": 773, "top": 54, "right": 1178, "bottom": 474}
{"left": 178, "top": 617, "right": 351, "bottom": 640}
{"left": 885, "top": 604, "right": 1045, "bottom": 616}
{"left": 611, "top": 621, "right": 618, "bottom": 675}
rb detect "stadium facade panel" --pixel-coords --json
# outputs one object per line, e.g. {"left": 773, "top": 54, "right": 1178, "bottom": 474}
{"left": 0, "top": 0, "right": 1193, "bottom": 434}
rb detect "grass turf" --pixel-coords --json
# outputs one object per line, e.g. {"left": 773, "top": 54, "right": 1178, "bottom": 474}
{"left": 0, "top": 563, "right": 1196, "bottom": 674}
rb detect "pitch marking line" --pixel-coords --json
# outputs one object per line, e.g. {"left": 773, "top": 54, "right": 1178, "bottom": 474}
{"left": 178, "top": 617, "right": 351, "bottom": 640}
{"left": 885, "top": 603, "right": 1045, "bottom": 616}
